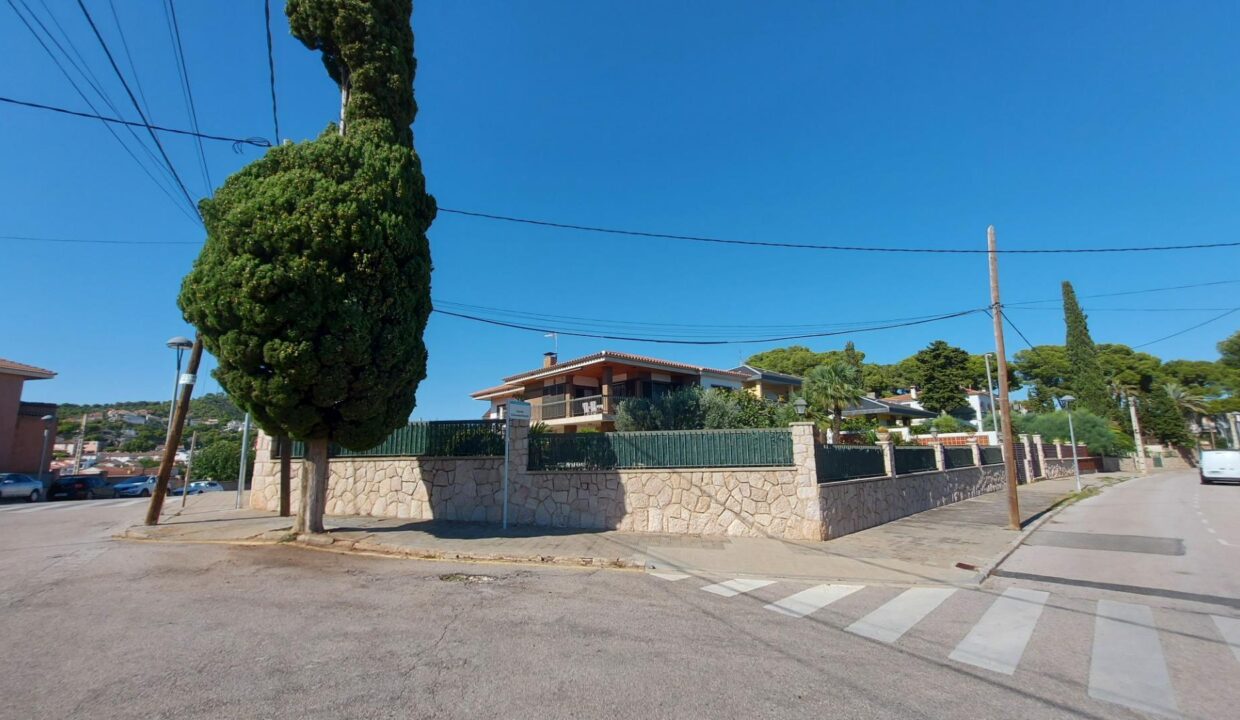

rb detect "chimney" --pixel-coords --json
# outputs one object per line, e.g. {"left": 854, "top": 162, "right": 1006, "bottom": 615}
{"left": 543, "top": 352, "right": 558, "bottom": 368}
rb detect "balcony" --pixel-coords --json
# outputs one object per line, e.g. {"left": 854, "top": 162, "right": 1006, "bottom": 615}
{"left": 532, "top": 394, "right": 620, "bottom": 424}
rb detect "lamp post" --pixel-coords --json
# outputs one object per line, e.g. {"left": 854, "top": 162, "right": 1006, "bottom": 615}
{"left": 37, "top": 414, "right": 55, "bottom": 491}
{"left": 793, "top": 397, "right": 807, "bottom": 417}
{"left": 983, "top": 353, "right": 997, "bottom": 434}
{"left": 164, "top": 336, "right": 194, "bottom": 449}
{"left": 1058, "top": 395, "right": 1082, "bottom": 492}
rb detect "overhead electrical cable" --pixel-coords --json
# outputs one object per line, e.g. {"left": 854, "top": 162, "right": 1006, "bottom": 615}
{"left": 1006, "top": 279, "right": 1240, "bottom": 306}
{"left": 0, "top": 97, "right": 271, "bottom": 147}
{"left": 76, "top": 0, "right": 202, "bottom": 221}
{"left": 440, "top": 208, "right": 1240, "bottom": 254}
{"left": 1132, "top": 308, "right": 1240, "bottom": 349}
{"left": 162, "top": 0, "right": 211, "bottom": 192}
{"left": 0, "top": 234, "right": 200, "bottom": 246}
{"left": 105, "top": 0, "right": 153, "bottom": 121}
{"left": 5, "top": 0, "right": 198, "bottom": 223}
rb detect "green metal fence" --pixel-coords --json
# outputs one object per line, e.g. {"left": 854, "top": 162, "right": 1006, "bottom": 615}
{"left": 980, "top": 446, "right": 1004, "bottom": 465}
{"left": 894, "top": 446, "right": 937, "bottom": 474}
{"left": 287, "top": 420, "right": 505, "bottom": 458}
{"left": 944, "top": 446, "right": 976, "bottom": 469}
{"left": 816, "top": 444, "right": 887, "bottom": 482}
{"left": 527, "top": 428, "right": 793, "bottom": 471}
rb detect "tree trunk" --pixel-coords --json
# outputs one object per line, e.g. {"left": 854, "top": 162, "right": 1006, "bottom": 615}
{"left": 278, "top": 436, "right": 291, "bottom": 517}
{"left": 338, "top": 67, "right": 351, "bottom": 136}
{"left": 294, "top": 437, "right": 330, "bottom": 534}
{"left": 832, "top": 404, "right": 842, "bottom": 437}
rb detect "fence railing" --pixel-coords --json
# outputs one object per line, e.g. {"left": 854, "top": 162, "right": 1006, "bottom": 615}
{"left": 286, "top": 420, "right": 505, "bottom": 459}
{"left": 944, "top": 446, "right": 975, "bottom": 469}
{"left": 528, "top": 428, "right": 793, "bottom": 471}
{"left": 816, "top": 444, "right": 886, "bottom": 482}
{"left": 894, "top": 446, "right": 937, "bottom": 475}
{"left": 980, "top": 446, "right": 1004, "bottom": 465}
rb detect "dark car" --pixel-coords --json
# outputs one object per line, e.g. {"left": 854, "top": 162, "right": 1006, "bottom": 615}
{"left": 48, "top": 475, "right": 116, "bottom": 501}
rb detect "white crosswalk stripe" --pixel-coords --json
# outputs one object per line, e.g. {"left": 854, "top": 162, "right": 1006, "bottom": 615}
{"left": 8, "top": 503, "right": 60, "bottom": 514}
{"left": 1089, "top": 600, "right": 1179, "bottom": 718}
{"left": 700, "top": 578, "right": 774, "bottom": 598}
{"left": 649, "top": 571, "right": 690, "bottom": 582}
{"left": 949, "top": 587, "right": 1048, "bottom": 675}
{"left": 1212, "top": 615, "right": 1240, "bottom": 663}
{"left": 847, "top": 587, "right": 956, "bottom": 643}
{"left": 764, "top": 584, "right": 862, "bottom": 618}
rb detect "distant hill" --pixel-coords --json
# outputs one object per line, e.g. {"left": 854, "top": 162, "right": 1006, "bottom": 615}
{"left": 58, "top": 392, "right": 244, "bottom": 423}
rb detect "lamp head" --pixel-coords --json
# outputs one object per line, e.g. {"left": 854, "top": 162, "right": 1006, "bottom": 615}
{"left": 793, "top": 397, "right": 807, "bottom": 416}
{"left": 166, "top": 336, "right": 193, "bottom": 350}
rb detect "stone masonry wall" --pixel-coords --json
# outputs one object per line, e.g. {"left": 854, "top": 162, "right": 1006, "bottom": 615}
{"left": 817, "top": 464, "right": 1008, "bottom": 539}
{"left": 248, "top": 423, "right": 824, "bottom": 539}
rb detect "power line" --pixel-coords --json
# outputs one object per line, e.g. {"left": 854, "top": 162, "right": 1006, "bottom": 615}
{"left": 1132, "top": 308, "right": 1240, "bottom": 349}
{"left": 263, "top": 0, "right": 280, "bottom": 144}
{"left": 1007, "top": 279, "right": 1240, "bottom": 306}
{"left": 1006, "top": 306, "right": 1235, "bottom": 313}
{"left": 76, "top": 0, "right": 201, "bottom": 221}
{"left": 6, "top": 0, "right": 198, "bottom": 224}
{"left": 163, "top": 0, "right": 212, "bottom": 192}
{"left": 432, "top": 307, "right": 986, "bottom": 345}
{"left": 106, "top": 0, "right": 152, "bottom": 121}
{"left": 0, "top": 234, "right": 199, "bottom": 246}
{"left": 0, "top": 96, "right": 271, "bottom": 148}
{"left": 440, "top": 207, "right": 1240, "bottom": 255}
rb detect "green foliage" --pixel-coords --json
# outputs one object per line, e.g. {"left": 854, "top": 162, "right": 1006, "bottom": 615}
{"left": 1219, "top": 330, "right": 1240, "bottom": 369}
{"left": 803, "top": 361, "right": 866, "bottom": 434}
{"left": 119, "top": 438, "right": 157, "bottom": 452}
{"left": 192, "top": 439, "right": 255, "bottom": 483}
{"left": 746, "top": 343, "right": 867, "bottom": 379}
{"left": 1136, "top": 389, "right": 1190, "bottom": 446}
{"left": 702, "top": 389, "right": 781, "bottom": 429}
{"left": 907, "top": 340, "right": 970, "bottom": 414}
{"left": 614, "top": 388, "right": 791, "bottom": 431}
{"left": 190, "top": 393, "right": 245, "bottom": 422}
{"left": 1062, "top": 282, "right": 1111, "bottom": 416}
{"left": 1098, "top": 344, "right": 1161, "bottom": 394}
{"left": 1012, "top": 345, "right": 1070, "bottom": 411}
{"left": 1010, "top": 410, "right": 1127, "bottom": 455}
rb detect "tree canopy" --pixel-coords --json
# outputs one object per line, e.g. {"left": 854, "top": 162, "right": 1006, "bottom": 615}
{"left": 904, "top": 341, "right": 970, "bottom": 414}
{"left": 1062, "top": 281, "right": 1110, "bottom": 416}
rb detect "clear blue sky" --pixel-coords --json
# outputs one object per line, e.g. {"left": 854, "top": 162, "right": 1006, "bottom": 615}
{"left": 4, "top": 1, "right": 1238, "bottom": 418}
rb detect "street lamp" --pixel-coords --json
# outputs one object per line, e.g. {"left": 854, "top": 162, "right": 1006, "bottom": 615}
{"left": 37, "top": 414, "right": 55, "bottom": 490}
{"left": 164, "top": 336, "right": 194, "bottom": 448}
{"left": 1058, "top": 395, "right": 1082, "bottom": 492}
{"left": 793, "top": 397, "right": 807, "bottom": 417}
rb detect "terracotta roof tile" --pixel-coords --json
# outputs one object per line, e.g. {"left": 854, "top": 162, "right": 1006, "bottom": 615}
{"left": 502, "top": 350, "right": 748, "bottom": 383}
{"left": 0, "top": 357, "right": 55, "bottom": 379}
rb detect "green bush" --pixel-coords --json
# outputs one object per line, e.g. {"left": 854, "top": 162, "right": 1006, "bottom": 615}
{"left": 1010, "top": 410, "right": 1129, "bottom": 455}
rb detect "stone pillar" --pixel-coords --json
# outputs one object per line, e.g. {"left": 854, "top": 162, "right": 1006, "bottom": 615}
{"left": 789, "top": 422, "right": 824, "bottom": 540}
{"left": 968, "top": 434, "right": 981, "bottom": 466}
{"left": 931, "top": 441, "right": 946, "bottom": 471}
{"left": 1032, "top": 434, "right": 1046, "bottom": 480}
{"left": 1056, "top": 442, "right": 1065, "bottom": 459}
{"left": 506, "top": 419, "right": 530, "bottom": 524}
{"left": 1019, "top": 434, "right": 1035, "bottom": 484}
{"left": 877, "top": 439, "right": 895, "bottom": 477}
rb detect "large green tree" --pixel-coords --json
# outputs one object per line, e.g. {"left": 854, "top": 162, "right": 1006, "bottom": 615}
{"left": 178, "top": 0, "right": 434, "bottom": 534}
{"left": 1062, "top": 281, "right": 1110, "bottom": 416}
{"left": 803, "top": 361, "right": 865, "bottom": 436}
{"left": 906, "top": 340, "right": 970, "bottom": 414}
{"left": 1218, "top": 330, "right": 1240, "bottom": 369}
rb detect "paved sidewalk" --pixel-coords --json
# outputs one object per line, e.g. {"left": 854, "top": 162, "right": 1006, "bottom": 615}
{"left": 122, "top": 472, "right": 1138, "bottom": 585}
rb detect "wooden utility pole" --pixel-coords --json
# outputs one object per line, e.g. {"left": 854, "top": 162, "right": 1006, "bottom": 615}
{"left": 278, "top": 435, "right": 291, "bottom": 517}
{"left": 988, "top": 226, "right": 1022, "bottom": 530}
{"left": 145, "top": 335, "right": 203, "bottom": 525}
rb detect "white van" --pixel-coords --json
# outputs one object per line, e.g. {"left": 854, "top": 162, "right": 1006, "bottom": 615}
{"left": 1200, "top": 450, "right": 1240, "bottom": 484}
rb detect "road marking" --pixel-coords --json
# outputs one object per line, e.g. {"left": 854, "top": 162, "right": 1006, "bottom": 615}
{"left": 847, "top": 587, "right": 957, "bottom": 643}
{"left": 648, "top": 572, "right": 690, "bottom": 582}
{"left": 700, "top": 578, "right": 775, "bottom": 598}
{"left": 949, "top": 587, "right": 1048, "bottom": 675}
{"left": 764, "top": 584, "right": 863, "bottom": 618}
{"left": 1089, "top": 600, "right": 1179, "bottom": 718}
{"left": 8, "top": 504, "right": 60, "bottom": 514}
{"left": 1207, "top": 528, "right": 1217, "bottom": 534}
{"left": 1213, "top": 615, "right": 1240, "bottom": 662}
{"left": 1221, "top": 539, "right": 1234, "bottom": 547}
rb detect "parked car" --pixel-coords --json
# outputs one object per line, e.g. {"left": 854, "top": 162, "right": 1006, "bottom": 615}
{"left": 113, "top": 476, "right": 157, "bottom": 497}
{"left": 188, "top": 480, "right": 224, "bottom": 493}
{"left": 0, "top": 473, "right": 43, "bottom": 502}
{"left": 48, "top": 475, "right": 116, "bottom": 501}
{"left": 1200, "top": 450, "right": 1240, "bottom": 484}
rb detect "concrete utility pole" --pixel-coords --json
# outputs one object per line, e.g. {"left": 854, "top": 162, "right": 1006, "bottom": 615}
{"left": 235, "top": 412, "right": 252, "bottom": 509}
{"left": 983, "top": 353, "right": 997, "bottom": 433}
{"left": 180, "top": 431, "right": 198, "bottom": 509}
{"left": 988, "top": 226, "right": 1022, "bottom": 530}
{"left": 145, "top": 336, "right": 203, "bottom": 525}
{"left": 71, "top": 414, "right": 86, "bottom": 474}
{"left": 1126, "top": 392, "right": 1148, "bottom": 473}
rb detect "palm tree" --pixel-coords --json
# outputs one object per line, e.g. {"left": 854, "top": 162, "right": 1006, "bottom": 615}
{"left": 803, "top": 361, "right": 866, "bottom": 437}
{"left": 1164, "top": 382, "right": 1208, "bottom": 444}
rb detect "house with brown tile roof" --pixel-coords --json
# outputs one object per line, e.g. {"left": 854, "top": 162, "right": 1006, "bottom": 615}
{"left": 470, "top": 351, "right": 751, "bottom": 431}
{"left": 0, "top": 357, "right": 57, "bottom": 477}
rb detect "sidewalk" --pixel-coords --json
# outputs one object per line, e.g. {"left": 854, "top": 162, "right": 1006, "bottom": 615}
{"left": 121, "top": 472, "right": 1136, "bottom": 586}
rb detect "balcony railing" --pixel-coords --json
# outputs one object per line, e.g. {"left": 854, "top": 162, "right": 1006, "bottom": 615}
{"left": 532, "top": 394, "right": 620, "bottom": 422}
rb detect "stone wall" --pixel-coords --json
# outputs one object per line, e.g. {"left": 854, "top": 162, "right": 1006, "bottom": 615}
{"left": 248, "top": 423, "right": 824, "bottom": 540}
{"left": 817, "top": 464, "right": 1008, "bottom": 539}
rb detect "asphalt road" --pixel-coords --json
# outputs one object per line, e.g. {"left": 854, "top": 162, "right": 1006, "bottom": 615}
{"left": 0, "top": 475, "right": 1237, "bottom": 720}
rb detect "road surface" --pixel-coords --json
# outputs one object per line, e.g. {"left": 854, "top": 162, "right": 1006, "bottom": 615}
{"left": 0, "top": 472, "right": 1236, "bottom": 719}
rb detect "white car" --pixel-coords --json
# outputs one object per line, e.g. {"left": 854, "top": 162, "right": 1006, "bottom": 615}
{"left": 188, "top": 480, "right": 224, "bottom": 493}
{"left": 1200, "top": 450, "right": 1240, "bottom": 484}
{"left": 0, "top": 473, "right": 44, "bottom": 502}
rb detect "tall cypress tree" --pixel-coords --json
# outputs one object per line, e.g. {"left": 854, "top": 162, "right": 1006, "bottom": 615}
{"left": 1062, "top": 281, "right": 1110, "bottom": 416}
{"left": 179, "top": 0, "right": 434, "bottom": 533}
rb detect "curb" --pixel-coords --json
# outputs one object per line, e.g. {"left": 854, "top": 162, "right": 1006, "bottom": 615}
{"left": 115, "top": 528, "right": 643, "bottom": 571}
{"left": 972, "top": 475, "right": 1133, "bottom": 584}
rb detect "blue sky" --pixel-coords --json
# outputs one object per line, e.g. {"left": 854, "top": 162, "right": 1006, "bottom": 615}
{"left": 4, "top": 1, "right": 1238, "bottom": 418}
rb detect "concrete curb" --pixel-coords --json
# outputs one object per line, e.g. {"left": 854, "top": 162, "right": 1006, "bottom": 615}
{"left": 115, "top": 527, "right": 643, "bottom": 570}
{"left": 972, "top": 475, "right": 1134, "bottom": 584}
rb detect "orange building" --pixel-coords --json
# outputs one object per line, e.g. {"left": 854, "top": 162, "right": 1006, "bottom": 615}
{"left": 0, "top": 358, "right": 58, "bottom": 475}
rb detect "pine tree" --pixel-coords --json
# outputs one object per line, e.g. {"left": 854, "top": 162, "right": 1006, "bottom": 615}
{"left": 1062, "top": 281, "right": 1111, "bottom": 417}
{"left": 908, "top": 340, "right": 970, "bottom": 414}
{"left": 178, "top": 0, "right": 434, "bottom": 534}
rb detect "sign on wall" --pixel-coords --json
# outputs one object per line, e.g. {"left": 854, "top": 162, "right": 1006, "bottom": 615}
{"left": 507, "top": 400, "right": 531, "bottom": 421}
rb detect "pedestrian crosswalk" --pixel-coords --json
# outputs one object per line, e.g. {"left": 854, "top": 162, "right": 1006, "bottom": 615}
{"left": 649, "top": 569, "right": 1240, "bottom": 718}
{"left": 0, "top": 498, "right": 148, "bottom": 514}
